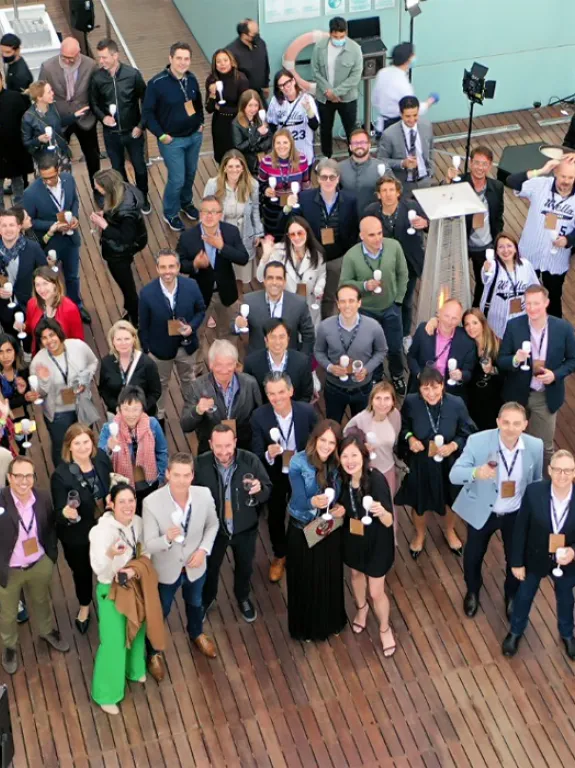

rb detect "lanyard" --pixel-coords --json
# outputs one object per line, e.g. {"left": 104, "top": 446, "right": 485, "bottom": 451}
{"left": 531, "top": 325, "right": 547, "bottom": 358}
{"left": 182, "top": 503, "right": 192, "bottom": 536}
{"left": 434, "top": 334, "right": 453, "bottom": 363}
{"left": 119, "top": 526, "right": 138, "bottom": 558}
{"left": 349, "top": 486, "right": 361, "bottom": 519}
{"left": 424, "top": 399, "right": 442, "bottom": 435}
{"left": 380, "top": 208, "right": 399, "bottom": 236}
{"left": 18, "top": 510, "right": 35, "bottom": 535}
{"left": 502, "top": 266, "right": 519, "bottom": 296}
{"left": 498, "top": 448, "right": 519, "bottom": 478}
{"left": 275, "top": 414, "right": 294, "bottom": 446}
{"left": 119, "top": 352, "right": 135, "bottom": 386}
{"left": 287, "top": 249, "right": 307, "bottom": 282}
{"left": 267, "top": 298, "right": 282, "bottom": 318}
{"left": 48, "top": 187, "right": 64, "bottom": 212}
{"left": 48, "top": 348, "right": 69, "bottom": 385}
{"left": 162, "top": 283, "right": 178, "bottom": 318}
{"left": 178, "top": 76, "right": 189, "bottom": 100}
{"left": 551, "top": 496, "right": 570, "bottom": 535}
{"left": 361, "top": 247, "right": 383, "bottom": 276}
{"left": 338, "top": 316, "right": 361, "bottom": 355}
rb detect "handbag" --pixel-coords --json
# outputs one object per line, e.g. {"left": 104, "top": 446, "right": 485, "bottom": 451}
{"left": 303, "top": 514, "right": 344, "bottom": 548}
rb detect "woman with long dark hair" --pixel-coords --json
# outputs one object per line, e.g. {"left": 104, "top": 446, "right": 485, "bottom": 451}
{"left": 267, "top": 69, "right": 320, "bottom": 166}
{"left": 286, "top": 419, "right": 346, "bottom": 642}
{"left": 205, "top": 49, "right": 250, "bottom": 163}
{"left": 232, "top": 89, "right": 272, "bottom": 175}
{"left": 462, "top": 308, "right": 503, "bottom": 431}
{"left": 339, "top": 433, "right": 395, "bottom": 655}
{"left": 0, "top": 333, "right": 33, "bottom": 451}
{"left": 25, "top": 266, "right": 84, "bottom": 353}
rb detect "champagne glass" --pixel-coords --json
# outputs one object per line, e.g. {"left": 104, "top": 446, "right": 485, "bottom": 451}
{"left": 269, "top": 427, "right": 283, "bottom": 453}
{"left": 109, "top": 103, "right": 117, "bottom": 122}
{"left": 67, "top": 489, "right": 81, "bottom": 523}
{"left": 477, "top": 356, "right": 491, "bottom": 388}
{"left": 339, "top": 355, "right": 349, "bottom": 382}
{"left": 377, "top": 163, "right": 386, "bottom": 177}
{"left": 14, "top": 312, "right": 26, "bottom": 339}
{"left": 433, "top": 434, "right": 444, "bottom": 463}
{"left": 550, "top": 228, "right": 559, "bottom": 255}
{"left": 322, "top": 487, "right": 335, "bottom": 521}
{"left": 553, "top": 547, "right": 567, "bottom": 578}
{"left": 452, "top": 154, "right": 462, "bottom": 182}
{"left": 352, "top": 360, "right": 364, "bottom": 381}
{"left": 268, "top": 176, "right": 278, "bottom": 201}
{"left": 366, "top": 431, "right": 378, "bottom": 461}
{"left": 178, "top": 317, "right": 192, "bottom": 346}
{"left": 45, "top": 126, "right": 54, "bottom": 150}
{"left": 3, "top": 282, "right": 16, "bottom": 309}
{"left": 108, "top": 422, "right": 122, "bottom": 453}
{"left": 447, "top": 358, "right": 458, "bottom": 386}
{"left": 243, "top": 473, "right": 258, "bottom": 506}
{"left": 258, "top": 108, "right": 266, "bottom": 124}
{"left": 171, "top": 509, "right": 185, "bottom": 543}
{"left": 27, "top": 374, "right": 43, "bottom": 405}
{"left": 311, "top": 284, "right": 322, "bottom": 311}
{"left": 290, "top": 181, "right": 300, "bottom": 209}
{"left": 239, "top": 303, "right": 250, "bottom": 333}
{"left": 361, "top": 495, "right": 373, "bottom": 526}
{"left": 21, "top": 418, "right": 33, "bottom": 449}
{"left": 485, "top": 248, "right": 495, "bottom": 264}
{"left": 407, "top": 209, "right": 417, "bottom": 235}
{"left": 215, "top": 80, "right": 225, "bottom": 105}
{"left": 373, "top": 269, "right": 382, "bottom": 294}
{"left": 47, "top": 249, "right": 58, "bottom": 273}
{"left": 520, "top": 341, "right": 531, "bottom": 371}
{"left": 201, "top": 391, "right": 218, "bottom": 414}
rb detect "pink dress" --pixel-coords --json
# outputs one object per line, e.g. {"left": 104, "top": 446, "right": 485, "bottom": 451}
{"left": 344, "top": 408, "right": 401, "bottom": 498}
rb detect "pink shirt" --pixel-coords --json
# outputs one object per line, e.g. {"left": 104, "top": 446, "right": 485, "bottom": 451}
{"left": 529, "top": 322, "right": 548, "bottom": 392}
{"left": 9, "top": 491, "right": 44, "bottom": 568}
{"left": 435, "top": 329, "right": 455, "bottom": 377}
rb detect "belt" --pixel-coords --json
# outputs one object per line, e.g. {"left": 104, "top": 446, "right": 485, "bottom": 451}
{"left": 11, "top": 560, "right": 40, "bottom": 571}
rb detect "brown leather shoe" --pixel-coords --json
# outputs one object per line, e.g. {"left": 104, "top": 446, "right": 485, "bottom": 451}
{"left": 194, "top": 633, "right": 217, "bottom": 659}
{"left": 269, "top": 557, "right": 286, "bottom": 583}
{"left": 147, "top": 653, "right": 166, "bottom": 683}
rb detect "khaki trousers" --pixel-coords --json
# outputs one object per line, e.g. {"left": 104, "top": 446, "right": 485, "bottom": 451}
{"left": 0, "top": 555, "right": 55, "bottom": 648}
{"left": 195, "top": 292, "right": 240, "bottom": 369}
{"left": 527, "top": 389, "right": 556, "bottom": 470}
{"left": 150, "top": 347, "right": 198, "bottom": 420}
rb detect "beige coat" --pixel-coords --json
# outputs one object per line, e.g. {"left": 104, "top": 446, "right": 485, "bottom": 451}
{"left": 39, "top": 54, "right": 97, "bottom": 130}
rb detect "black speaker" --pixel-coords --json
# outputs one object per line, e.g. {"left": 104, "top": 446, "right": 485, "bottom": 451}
{"left": 0, "top": 686, "right": 14, "bottom": 768}
{"left": 69, "top": 0, "right": 95, "bottom": 33}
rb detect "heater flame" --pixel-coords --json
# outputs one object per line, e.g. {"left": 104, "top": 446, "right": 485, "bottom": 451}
{"left": 437, "top": 286, "right": 450, "bottom": 310}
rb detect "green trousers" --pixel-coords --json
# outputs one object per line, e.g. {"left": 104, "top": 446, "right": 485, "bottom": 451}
{"left": 91, "top": 582, "right": 147, "bottom": 706}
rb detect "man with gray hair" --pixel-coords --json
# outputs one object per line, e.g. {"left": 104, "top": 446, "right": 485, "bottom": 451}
{"left": 285, "top": 157, "right": 359, "bottom": 317}
{"left": 139, "top": 249, "right": 206, "bottom": 427}
{"left": 181, "top": 339, "right": 261, "bottom": 453}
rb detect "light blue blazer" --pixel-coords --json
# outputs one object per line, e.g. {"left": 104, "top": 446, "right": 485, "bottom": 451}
{"left": 449, "top": 429, "right": 543, "bottom": 530}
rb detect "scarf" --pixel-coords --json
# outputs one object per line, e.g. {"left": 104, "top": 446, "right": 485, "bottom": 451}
{"left": 111, "top": 413, "right": 158, "bottom": 485}
{"left": 59, "top": 56, "right": 81, "bottom": 101}
{"left": 0, "top": 235, "right": 26, "bottom": 273}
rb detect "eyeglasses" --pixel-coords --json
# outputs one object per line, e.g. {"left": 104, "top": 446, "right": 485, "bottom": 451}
{"left": 201, "top": 209, "right": 222, "bottom": 216}
{"left": 278, "top": 79, "right": 294, "bottom": 89}
{"left": 10, "top": 473, "right": 35, "bottom": 482}
{"left": 288, "top": 230, "right": 306, "bottom": 239}
{"left": 350, "top": 141, "right": 369, "bottom": 147}
{"left": 318, "top": 174, "right": 338, "bottom": 182}
{"left": 41, "top": 174, "right": 59, "bottom": 184}
{"left": 549, "top": 467, "right": 575, "bottom": 476}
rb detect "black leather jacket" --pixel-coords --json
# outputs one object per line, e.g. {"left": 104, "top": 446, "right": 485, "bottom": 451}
{"left": 101, "top": 184, "right": 148, "bottom": 259}
{"left": 89, "top": 62, "right": 147, "bottom": 134}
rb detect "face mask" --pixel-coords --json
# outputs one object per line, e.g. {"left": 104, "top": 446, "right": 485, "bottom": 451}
{"left": 251, "top": 34, "right": 260, "bottom": 44}
{"left": 409, "top": 56, "right": 417, "bottom": 68}
{"left": 2, "top": 55, "right": 15, "bottom": 64}
{"left": 331, "top": 37, "right": 346, "bottom": 48}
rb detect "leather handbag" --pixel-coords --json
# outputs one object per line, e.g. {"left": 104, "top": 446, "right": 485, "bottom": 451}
{"left": 303, "top": 514, "right": 344, "bottom": 549}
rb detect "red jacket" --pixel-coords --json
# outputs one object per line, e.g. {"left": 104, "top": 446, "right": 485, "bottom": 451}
{"left": 26, "top": 297, "right": 84, "bottom": 353}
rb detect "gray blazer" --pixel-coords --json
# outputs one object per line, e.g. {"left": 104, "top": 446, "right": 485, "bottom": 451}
{"left": 39, "top": 54, "right": 97, "bottom": 130}
{"left": 233, "top": 290, "right": 315, "bottom": 356}
{"left": 203, "top": 177, "right": 263, "bottom": 260}
{"left": 142, "top": 484, "right": 219, "bottom": 584}
{"left": 377, "top": 120, "right": 434, "bottom": 183}
{"left": 450, "top": 429, "right": 544, "bottom": 530}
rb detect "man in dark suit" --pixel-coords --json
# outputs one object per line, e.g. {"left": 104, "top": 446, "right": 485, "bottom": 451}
{"left": 22, "top": 155, "right": 91, "bottom": 323}
{"left": 498, "top": 284, "right": 575, "bottom": 468}
{"left": 251, "top": 372, "right": 317, "bottom": 582}
{"left": 0, "top": 207, "right": 47, "bottom": 308}
{"left": 445, "top": 145, "right": 505, "bottom": 307}
{"left": 177, "top": 195, "right": 249, "bottom": 367}
{"left": 139, "top": 249, "right": 206, "bottom": 425}
{"left": 407, "top": 298, "right": 477, "bottom": 397}
{"left": 243, "top": 318, "right": 313, "bottom": 403}
{"left": 233, "top": 261, "right": 315, "bottom": 356}
{"left": 0, "top": 457, "right": 69, "bottom": 674}
{"left": 503, "top": 449, "right": 575, "bottom": 660}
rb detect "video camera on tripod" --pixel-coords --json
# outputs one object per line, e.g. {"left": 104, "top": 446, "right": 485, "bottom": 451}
{"left": 462, "top": 62, "right": 496, "bottom": 105}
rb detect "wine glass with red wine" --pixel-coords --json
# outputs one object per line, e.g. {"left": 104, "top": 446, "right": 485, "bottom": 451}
{"left": 67, "top": 490, "right": 81, "bottom": 523}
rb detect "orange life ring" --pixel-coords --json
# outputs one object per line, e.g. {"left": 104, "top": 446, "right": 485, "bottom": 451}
{"left": 282, "top": 30, "right": 329, "bottom": 95}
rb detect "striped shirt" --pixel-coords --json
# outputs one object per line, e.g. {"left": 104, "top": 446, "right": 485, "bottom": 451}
{"left": 480, "top": 259, "right": 540, "bottom": 339}
{"left": 266, "top": 95, "right": 320, "bottom": 165}
{"left": 515, "top": 176, "right": 575, "bottom": 274}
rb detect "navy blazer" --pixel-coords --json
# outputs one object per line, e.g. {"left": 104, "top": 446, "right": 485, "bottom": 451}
{"left": 364, "top": 198, "right": 427, "bottom": 277}
{"left": 250, "top": 401, "right": 318, "bottom": 476}
{"left": 2, "top": 238, "right": 47, "bottom": 308}
{"left": 290, "top": 188, "right": 359, "bottom": 261}
{"left": 511, "top": 480, "right": 575, "bottom": 577}
{"left": 243, "top": 348, "right": 314, "bottom": 403}
{"left": 407, "top": 323, "right": 478, "bottom": 397}
{"left": 498, "top": 315, "right": 575, "bottom": 414}
{"left": 22, "top": 172, "right": 81, "bottom": 247}
{"left": 138, "top": 276, "right": 206, "bottom": 360}
{"left": 177, "top": 220, "right": 249, "bottom": 309}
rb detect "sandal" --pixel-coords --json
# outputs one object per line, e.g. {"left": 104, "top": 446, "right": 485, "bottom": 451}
{"left": 380, "top": 626, "right": 396, "bottom": 657}
{"left": 352, "top": 603, "right": 369, "bottom": 634}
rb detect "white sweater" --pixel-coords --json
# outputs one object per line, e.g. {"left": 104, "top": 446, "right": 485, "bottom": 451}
{"left": 89, "top": 512, "right": 147, "bottom": 584}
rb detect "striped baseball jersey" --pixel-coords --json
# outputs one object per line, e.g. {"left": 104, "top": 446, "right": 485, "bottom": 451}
{"left": 479, "top": 259, "right": 540, "bottom": 339}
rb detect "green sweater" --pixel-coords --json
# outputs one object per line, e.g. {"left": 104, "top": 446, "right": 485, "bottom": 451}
{"left": 339, "top": 241, "right": 409, "bottom": 311}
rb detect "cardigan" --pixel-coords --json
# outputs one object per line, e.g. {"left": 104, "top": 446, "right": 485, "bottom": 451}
{"left": 26, "top": 297, "right": 84, "bottom": 354}
{"left": 98, "top": 352, "right": 162, "bottom": 416}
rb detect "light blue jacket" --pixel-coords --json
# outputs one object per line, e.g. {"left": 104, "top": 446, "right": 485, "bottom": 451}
{"left": 449, "top": 429, "right": 543, "bottom": 530}
{"left": 287, "top": 450, "right": 341, "bottom": 526}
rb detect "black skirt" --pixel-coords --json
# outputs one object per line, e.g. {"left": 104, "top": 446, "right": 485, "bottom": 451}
{"left": 394, "top": 450, "right": 459, "bottom": 516}
{"left": 286, "top": 521, "right": 346, "bottom": 642}
{"left": 343, "top": 516, "right": 395, "bottom": 578}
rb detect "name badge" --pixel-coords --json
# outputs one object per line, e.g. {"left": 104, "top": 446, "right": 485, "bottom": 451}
{"left": 509, "top": 297, "right": 523, "bottom": 315}
{"left": 282, "top": 449, "right": 294, "bottom": 473}
{"left": 225, "top": 499, "right": 233, "bottom": 520}
{"left": 350, "top": 518, "right": 364, "bottom": 536}
{"left": 134, "top": 465, "right": 146, "bottom": 484}
{"left": 22, "top": 537, "right": 39, "bottom": 557}
{"left": 428, "top": 441, "right": 438, "bottom": 458}
{"left": 500, "top": 480, "right": 516, "bottom": 498}
{"left": 184, "top": 100, "right": 196, "bottom": 117}
{"left": 472, "top": 212, "right": 485, "bottom": 229}
{"left": 296, "top": 283, "right": 307, "bottom": 298}
{"left": 11, "top": 406, "right": 25, "bottom": 420}
{"left": 533, "top": 359, "right": 545, "bottom": 375}
{"left": 279, "top": 193, "right": 290, "bottom": 207}
{"left": 545, "top": 212, "right": 558, "bottom": 230}
{"left": 168, "top": 319, "right": 182, "bottom": 336}
{"left": 549, "top": 533, "right": 566, "bottom": 553}
{"left": 320, "top": 227, "right": 335, "bottom": 245}
{"left": 61, "top": 387, "right": 76, "bottom": 406}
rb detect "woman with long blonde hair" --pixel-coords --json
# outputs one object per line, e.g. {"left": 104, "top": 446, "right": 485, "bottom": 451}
{"left": 89, "top": 169, "right": 148, "bottom": 325}
{"left": 203, "top": 149, "right": 263, "bottom": 288}
{"left": 462, "top": 308, "right": 503, "bottom": 430}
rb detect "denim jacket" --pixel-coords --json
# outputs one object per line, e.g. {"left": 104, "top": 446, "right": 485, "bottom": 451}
{"left": 287, "top": 450, "right": 341, "bottom": 526}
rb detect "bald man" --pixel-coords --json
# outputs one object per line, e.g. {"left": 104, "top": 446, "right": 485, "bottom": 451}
{"left": 339, "top": 215, "right": 409, "bottom": 394}
{"left": 507, "top": 155, "right": 575, "bottom": 318}
{"left": 39, "top": 37, "right": 100, "bottom": 190}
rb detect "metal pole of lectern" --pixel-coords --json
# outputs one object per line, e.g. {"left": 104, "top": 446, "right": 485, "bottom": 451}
{"left": 13, "top": 0, "right": 19, "bottom": 20}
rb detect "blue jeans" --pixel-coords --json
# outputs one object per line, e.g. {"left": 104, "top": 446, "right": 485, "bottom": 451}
{"left": 104, "top": 130, "right": 148, "bottom": 197}
{"left": 324, "top": 379, "right": 372, "bottom": 424}
{"left": 56, "top": 238, "right": 82, "bottom": 307}
{"left": 158, "top": 570, "right": 206, "bottom": 640}
{"left": 158, "top": 132, "right": 203, "bottom": 218}
{"left": 402, "top": 275, "right": 418, "bottom": 338}
{"left": 46, "top": 410, "right": 78, "bottom": 467}
{"left": 360, "top": 304, "right": 404, "bottom": 379}
{"left": 511, "top": 569, "right": 575, "bottom": 638}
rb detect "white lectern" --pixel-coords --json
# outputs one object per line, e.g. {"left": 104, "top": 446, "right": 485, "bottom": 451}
{"left": 413, "top": 183, "right": 488, "bottom": 326}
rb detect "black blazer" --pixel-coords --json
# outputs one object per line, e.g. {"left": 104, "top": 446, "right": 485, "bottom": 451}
{"left": 250, "top": 401, "right": 318, "bottom": 475}
{"left": 243, "top": 348, "right": 314, "bottom": 403}
{"left": 498, "top": 315, "right": 575, "bottom": 414}
{"left": 98, "top": 352, "right": 162, "bottom": 416}
{"left": 50, "top": 450, "right": 113, "bottom": 547}
{"left": 511, "top": 480, "right": 575, "bottom": 578}
{"left": 292, "top": 188, "right": 359, "bottom": 262}
{"left": 407, "top": 323, "right": 478, "bottom": 396}
{"left": 177, "top": 220, "right": 249, "bottom": 308}
{"left": 364, "top": 198, "right": 427, "bottom": 277}
{"left": 453, "top": 174, "right": 504, "bottom": 242}
{"left": 0, "top": 488, "right": 57, "bottom": 587}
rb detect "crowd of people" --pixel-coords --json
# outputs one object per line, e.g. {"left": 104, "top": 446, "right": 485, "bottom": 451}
{"left": 1, "top": 15, "right": 575, "bottom": 720}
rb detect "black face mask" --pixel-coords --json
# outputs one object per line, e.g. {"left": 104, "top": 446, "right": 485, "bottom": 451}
{"left": 2, "top": 55, "right": 16, "bottom": 64}
{"left": 250, "top": 34, "right": 260, "bottom": 45}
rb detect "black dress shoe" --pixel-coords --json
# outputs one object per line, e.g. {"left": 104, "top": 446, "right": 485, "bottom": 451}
{"left": 79, "top": 307, "right": 92, "bottom": 324}
{"left": 463, "top": 592, "right": 479, "bottom": 618}
{"left": 502, "top": 632, "right": 522, "bottom": 657}
{"left": 409, "top": 547, "right": 423, "bottom": 560}
{"left": 449, "top": 545, "right": 464, "bottom": 558}
{"left": 75, "top": 614, "right": 91, "bottom": 634}
{"left": 562, "top": 636, "right": 575, "bottom": 660}
{"left": 505, "top": 597, "right": 514, "bottom": 619}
